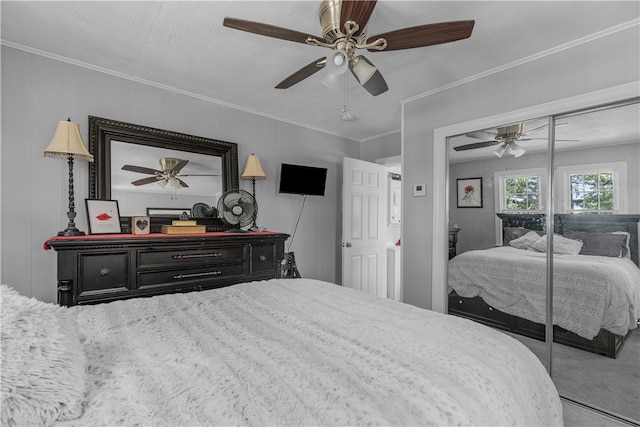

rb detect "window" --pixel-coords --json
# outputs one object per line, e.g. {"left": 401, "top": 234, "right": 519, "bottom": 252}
{"left": 505, "top": 175, "right": 540, "bottom": 211}
{"left": 557, "top": 162, "right": 627, "bottom": 214}
{"left": 495, "top": 168, "right": 546, "bottom": 213}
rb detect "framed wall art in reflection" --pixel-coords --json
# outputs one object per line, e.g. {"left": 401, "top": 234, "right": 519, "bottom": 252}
{"left": 457, "top": 178, "right": 483, "bottom": 208}
{"left": 86, "top": 199, "right": 122, "bottom": 234}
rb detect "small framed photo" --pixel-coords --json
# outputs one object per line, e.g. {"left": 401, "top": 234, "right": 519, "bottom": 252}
{"left": 85, "top": 199, "right": 122, "bottom": 234}
{"left": 457, "top": 178, "right": 483, "bottom": 208}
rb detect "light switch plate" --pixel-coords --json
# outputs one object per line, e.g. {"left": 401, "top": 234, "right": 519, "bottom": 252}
{"left": 413, "top": 184, "right": 426, "bottom": 197}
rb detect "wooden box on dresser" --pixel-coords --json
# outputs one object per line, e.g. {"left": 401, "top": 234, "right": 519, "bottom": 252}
{"left": 45, "top": 232, "right": 289, "bottom": 306}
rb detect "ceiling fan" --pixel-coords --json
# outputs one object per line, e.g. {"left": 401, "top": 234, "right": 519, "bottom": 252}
{"left": 121, "top": 157, "right": 214, "bottom": 189}
{"left": 454, "top": 123, "right": 577, "bottom": 158}
{"left": 223, "top": 0, "right": 475, "bottom": 96}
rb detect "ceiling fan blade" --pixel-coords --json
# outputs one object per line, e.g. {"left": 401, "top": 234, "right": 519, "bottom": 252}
{"left": 466, "top": 130, "right": 498, "bottom": 140}
{"left": 521, "top": 123, "right": 548, "bottom": 135}
{"left": 122, "top": 165, "right": 161, "bottom": 175}
{"left": 340, "top": 0, "right": 377, "bottom": 36}
{"left": 453, "top": 140, "right": 501, "bottom": 151}
{"left": 367, "top": 20, "right": 474, "bottom": 52}
{"left": 349, "top": 56, "right": 388, "bottom": 96}
{"left": 223, "top": 17, "right": 321, "bottom": 44}
{"left": 171, "top": 159, "right": 189, "bottom": 173}
{"left": 131, "top": 176, "right": 161, "bottom": 186}
{"left": 276, "top": 57, "right": 326, "bottom": 89}
{"left": 176, "top": 178, "right": 189, "bottom": 188}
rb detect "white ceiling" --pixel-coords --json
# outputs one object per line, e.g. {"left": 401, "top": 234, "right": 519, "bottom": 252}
{"left": 1, "top": 1, "right": 639, "bottom": 145}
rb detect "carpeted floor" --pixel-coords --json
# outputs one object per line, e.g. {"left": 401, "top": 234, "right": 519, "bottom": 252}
{"left": 504, "top": 330, "right": 640, "bottom": 423}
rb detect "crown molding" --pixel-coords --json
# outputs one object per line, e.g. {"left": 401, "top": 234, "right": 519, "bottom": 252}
{"left": 0, "top": 40, "right": 360, "bottom": 143}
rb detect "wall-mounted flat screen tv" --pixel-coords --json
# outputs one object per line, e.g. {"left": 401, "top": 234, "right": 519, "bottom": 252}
{"left": 279, "top": 163, "right": 327, "bottom": 196}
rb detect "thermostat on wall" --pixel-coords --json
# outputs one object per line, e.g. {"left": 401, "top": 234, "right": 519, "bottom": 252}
{"left": 413, "top": 184, "right": 426, "bottom": 197}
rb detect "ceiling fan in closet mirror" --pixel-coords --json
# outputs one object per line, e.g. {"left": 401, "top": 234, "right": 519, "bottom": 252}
{"left": 223, "top": 0, "right": 475, "bottom": 96}
{"left": 454, "top": 123, "right": 579, "bottom": 158}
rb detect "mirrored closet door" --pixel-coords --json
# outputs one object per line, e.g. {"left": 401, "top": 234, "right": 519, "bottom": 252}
{"left": 550, "top": 100, "right": 639, "bottom": 422}
{"left": 446, "top": 98, "right": 640, "bottom": 423}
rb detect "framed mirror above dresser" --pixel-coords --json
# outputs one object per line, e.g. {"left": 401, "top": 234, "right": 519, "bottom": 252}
{"left": 88, "top": 116, "right": 240, "bottom": 231}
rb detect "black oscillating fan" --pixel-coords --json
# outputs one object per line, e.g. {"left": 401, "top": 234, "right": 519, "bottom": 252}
{"left": 216, "top": 189, "right": 257, "bottom": 232}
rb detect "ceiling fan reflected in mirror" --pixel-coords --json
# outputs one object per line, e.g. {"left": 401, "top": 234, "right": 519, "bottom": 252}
{"left": 454, "top": 123, "right": 578, "bottom": 158}
{"left": 223, "top": 0, "right": 475, "bottom": 96}
{"left": 121, "top": 157, "right": 220, "bottom": 190}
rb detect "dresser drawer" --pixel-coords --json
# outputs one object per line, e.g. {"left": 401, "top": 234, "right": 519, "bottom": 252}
{"left": 78, "top": 252, "right": 130, "bottom": 297}
{"left": 251, "top": 244, "right": 276, "bottom": 273}
{"left": 138, "top": 246, "right": 244, "bottom": 268}
{"left": 137, "top": 262, "right": 245, "bottom": 287}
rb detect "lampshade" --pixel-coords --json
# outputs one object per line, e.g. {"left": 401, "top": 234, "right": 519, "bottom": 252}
{"left": 509, "top": 143, "right": 526, "bottom": 158}
{"left": 321, "top": 51, "right": 348, "bottom": 90}
{"left": 241, "top": 154, "right": 266, "bottom": 180}
{"left": 493, "top": 145, "right": 507, "bottom": 158}
{"left": 44, "top": 120, "right": 94, "bottom": 162}
{"left": 494, "top": 142, "right": 525, "bottom": 158}
{"left": 350, "top": 55, "right": 377, "bottom": 86}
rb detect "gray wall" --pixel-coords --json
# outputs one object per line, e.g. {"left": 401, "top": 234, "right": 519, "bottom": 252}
{"left": 449, "top": 142, "right": 640, "bottom": 254}
{"left": 360, "top": 131, "right": 402, "bottom": 163}
{"left": 402, "top": 24, "right": 640, "bottom": 309}
{"left": 1, "top": 45, "right": 359, "bottom": 302}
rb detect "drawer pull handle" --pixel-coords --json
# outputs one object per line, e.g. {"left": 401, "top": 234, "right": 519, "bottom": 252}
{"left": 100, "top": 268, "right": 111, "bottom": 276}
{"left": 173, "top": 271, "right": 222, "bottom": 279}
{"left": 172, "top": 253, "right": 223, "bottom": 259}
{"left": 259, "top": 255, "right": 267, "bottom": 262}
{"left": 458, "top": 300, "right": 463, "bottom": 304}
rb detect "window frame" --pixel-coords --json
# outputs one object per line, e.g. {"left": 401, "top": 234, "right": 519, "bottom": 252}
{"left": 494, "top": 167, "right": 547, "bottom": 214}
{"left": 556, "top": 161, "right": 628, "bottom": 214}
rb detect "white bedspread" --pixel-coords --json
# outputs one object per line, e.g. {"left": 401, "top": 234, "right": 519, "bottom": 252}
{"left": 60, "top": 278, "right": 562, "bottom": 426}
{"left": 449, "top": 246, "right": 640, "bottom": 339}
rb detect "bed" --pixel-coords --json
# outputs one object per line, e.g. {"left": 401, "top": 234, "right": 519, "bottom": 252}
{"left": 448, "top": 214, "right": 640, "bottom": 358}
{"left": 1, "top": 278, "right": 562, "bottom": 426}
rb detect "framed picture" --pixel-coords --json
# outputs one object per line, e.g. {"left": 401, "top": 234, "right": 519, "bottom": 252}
{"left": 85, "top": 199, "right": 122, "bottom": 234}
{"left": 457, "top": 178, "right": 483, "bottom": 208}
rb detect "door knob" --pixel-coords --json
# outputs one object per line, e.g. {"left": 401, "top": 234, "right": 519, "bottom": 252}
{"left": 343, "top": 242, "right": 352, "bottom": 248}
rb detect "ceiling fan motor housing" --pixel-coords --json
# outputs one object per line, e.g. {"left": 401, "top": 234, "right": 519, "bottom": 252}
{"left": 496, "top": 124, "right": 525, "bottom": 141}
{"left": 319, "top": 0, "right": 342, "bottom": 42}
{"left": 159, "top": 157, "right": 182, "bottom": 172}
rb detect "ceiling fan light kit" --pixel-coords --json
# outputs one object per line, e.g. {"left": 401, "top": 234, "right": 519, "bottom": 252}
{"left": 493, "top": 142, "right": 525, "bottom": 158}
{"left": 223, "top": 0, "right": 475, "bottom": 97}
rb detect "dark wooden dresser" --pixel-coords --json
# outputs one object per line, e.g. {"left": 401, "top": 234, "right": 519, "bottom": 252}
{"left": 45, "top": 232, "right": 289, "bottom": 306}
{"left": 448, "top": 228, "right": 460, "bottom": 259}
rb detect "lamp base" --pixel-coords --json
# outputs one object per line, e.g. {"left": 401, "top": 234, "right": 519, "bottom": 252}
{"left": 57, "top": 230, "right": 85, "bottom": 237}
{"left": 57, "top": 227, "right": 85, "bottom": 237}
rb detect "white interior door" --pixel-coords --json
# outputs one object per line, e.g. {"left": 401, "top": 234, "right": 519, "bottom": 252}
{"left": 341, "top": 157, "right": 387, "bottom": 297}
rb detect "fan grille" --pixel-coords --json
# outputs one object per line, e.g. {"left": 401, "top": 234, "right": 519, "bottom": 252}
{"left": 217, "top": 189, "right": 257, "bottom": 228}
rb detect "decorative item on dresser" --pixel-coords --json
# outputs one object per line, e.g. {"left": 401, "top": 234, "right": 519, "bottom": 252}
{"left": 44, "top": 119, "right": 95, "bottom": 236}
{"left": 44, "top": 232, "right": 289, "bottom": 306}
{"left": 240, "top": 153, "right": 267, "bottom": 231}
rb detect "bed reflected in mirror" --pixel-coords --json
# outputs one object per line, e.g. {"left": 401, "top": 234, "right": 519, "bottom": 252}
{"left": 446, "top": 99, "right": 640, "bottom": 423}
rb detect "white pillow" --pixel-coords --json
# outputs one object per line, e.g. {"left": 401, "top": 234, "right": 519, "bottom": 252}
{"left": 531, "top": 234, "right": 583, "bottom": 255}
{"left": 611, "top": 231, "right": 632, "bottom": 259}
{"left": 509, "top": 231, "right": 542, "bottom": 250}
{"left": 1, "top": 285, "right": 87, "bottom": 426}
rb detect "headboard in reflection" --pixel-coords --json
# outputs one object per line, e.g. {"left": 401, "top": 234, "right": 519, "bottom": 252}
{"left": 88, "top": 116, "right": 239, "bottom": 230}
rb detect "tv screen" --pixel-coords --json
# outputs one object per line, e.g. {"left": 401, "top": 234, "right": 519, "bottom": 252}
{"left": 279, "top": 163, "right": 327, "bottom": 196}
